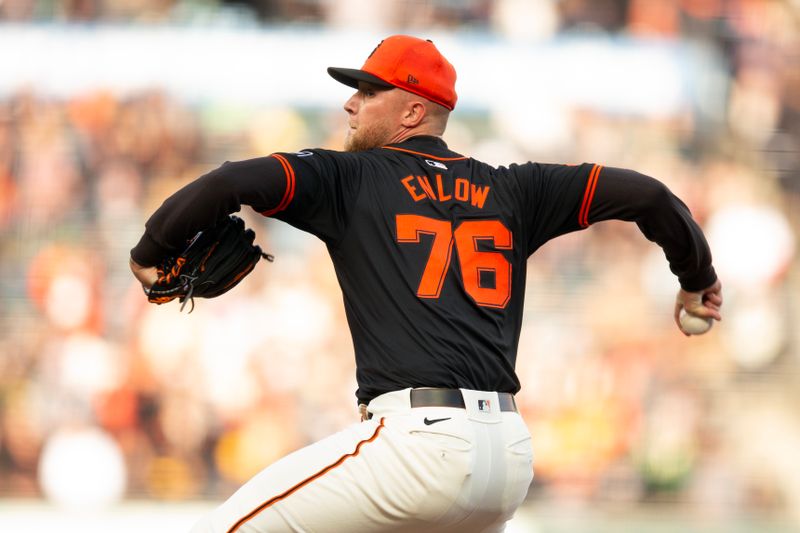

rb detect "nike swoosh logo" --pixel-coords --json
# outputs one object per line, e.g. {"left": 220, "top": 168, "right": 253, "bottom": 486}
{"left": 423, "top": 417, "right": 451, "bottom": 426}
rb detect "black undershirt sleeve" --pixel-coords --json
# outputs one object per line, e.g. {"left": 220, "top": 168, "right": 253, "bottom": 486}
{"left": 587, "top": 166, "right": 717, "bottom": 291}
{"left": 130, "top": 156, "right": 288, "bottom": 266}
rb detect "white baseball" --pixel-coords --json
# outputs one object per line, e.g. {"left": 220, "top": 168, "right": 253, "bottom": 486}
{"left": 679, "top": 308, "right": 713, "bottom": 335}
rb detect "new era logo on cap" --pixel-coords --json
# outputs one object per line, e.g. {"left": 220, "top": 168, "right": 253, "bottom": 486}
{"left": 327, "top": 35, "right": 458, "bottom": 111}
{"left": 368, "top": 40, "right": 384, "bottom": 59}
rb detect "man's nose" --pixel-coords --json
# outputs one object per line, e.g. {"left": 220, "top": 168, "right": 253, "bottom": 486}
{"left": 344, "top": 92, "right": 358, "bottom": 115}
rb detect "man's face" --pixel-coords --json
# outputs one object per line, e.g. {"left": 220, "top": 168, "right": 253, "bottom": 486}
{"left": 343, "top": 82, "right": 404, "bottom": 152}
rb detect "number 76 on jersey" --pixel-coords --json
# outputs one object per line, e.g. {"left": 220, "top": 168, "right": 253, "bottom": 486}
{"left": 396, "top": 214, "right": 513, "bottom": 309}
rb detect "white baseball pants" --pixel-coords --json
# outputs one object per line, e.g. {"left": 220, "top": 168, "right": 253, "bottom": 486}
{"left": 189, "top": 388, "right": 534, "bottom": 533}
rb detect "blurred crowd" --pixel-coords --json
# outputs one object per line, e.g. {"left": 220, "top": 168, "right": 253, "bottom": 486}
{"left": 1, "top": 0, "right": 800, "bottom": 528}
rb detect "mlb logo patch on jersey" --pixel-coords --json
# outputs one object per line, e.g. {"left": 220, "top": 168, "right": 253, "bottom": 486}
{"left": 425, "top": 159, "right": 448, "bottom": 170}
{"left": 478, "top": 399, "right": 492, "bottom": 412}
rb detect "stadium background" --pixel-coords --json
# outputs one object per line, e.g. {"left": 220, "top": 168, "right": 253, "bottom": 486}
{"left": 1, "top": 0, "right": 799, "bottom": 531}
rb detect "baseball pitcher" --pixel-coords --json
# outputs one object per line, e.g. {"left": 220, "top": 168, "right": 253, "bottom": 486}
{"left": 130, "top": 35, "right": 723, "bottom": 532}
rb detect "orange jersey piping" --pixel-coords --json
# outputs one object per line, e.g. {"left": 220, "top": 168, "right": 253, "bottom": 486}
{"left": 261, "top": 154, "right": 297, "bottom": 216}
{"left": 579, "top": 164, "right": 602, "bottom": 228}
{"left": 225, "top": 418, "right": 387, "bottom": 533}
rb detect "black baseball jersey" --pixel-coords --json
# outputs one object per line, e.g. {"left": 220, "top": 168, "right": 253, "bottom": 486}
{"left": 132, "top": 136, "right": 716, "bottom": 403}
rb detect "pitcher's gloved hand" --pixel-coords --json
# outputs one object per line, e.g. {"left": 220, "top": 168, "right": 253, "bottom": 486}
{"left": 145, "top": 215, "right": 273, "bottom": 312}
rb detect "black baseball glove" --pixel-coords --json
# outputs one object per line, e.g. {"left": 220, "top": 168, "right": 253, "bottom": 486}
{"left": 146, "top": 215, "right": 273, "bottom": 312}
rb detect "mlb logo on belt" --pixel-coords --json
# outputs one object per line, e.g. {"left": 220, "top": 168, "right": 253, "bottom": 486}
{"left": 478, "top": 399, "right": 492, "bottom": 412}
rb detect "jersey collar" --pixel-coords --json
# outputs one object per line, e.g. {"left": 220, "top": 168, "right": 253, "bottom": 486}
{"left": 381, "top": 136, "right": 466, "bottom": 161}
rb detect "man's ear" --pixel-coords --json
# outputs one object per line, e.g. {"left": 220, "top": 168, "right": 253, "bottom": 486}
{"left": 401, "top": 101, "right": 427, "bottom": 128}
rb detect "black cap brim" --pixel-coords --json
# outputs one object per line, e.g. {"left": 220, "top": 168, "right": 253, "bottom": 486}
{"left": 327, "top": 67, "right": 395, "bottom": 90}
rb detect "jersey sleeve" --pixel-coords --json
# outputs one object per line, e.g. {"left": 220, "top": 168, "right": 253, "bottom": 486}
{"left": 587, "top": 166, "right": 717, "bottom": 291}
{"left": 130, "top": 149, "right": 362, "bottom": 266}
{"left": 130, "top": 155, "right": 292, "bottom": 266}
{"left": 266, "top": 149, "right": 362, "bottom": 245}
{"left": 516, "top": 162, "right": 601, "bottom": 255}
{"left": 515, "top": 162, "right": 716, "bottom": 291}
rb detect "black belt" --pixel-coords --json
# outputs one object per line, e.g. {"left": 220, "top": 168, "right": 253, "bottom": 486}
{"left": 410, "top": 388, "right": 518, "bottom": 413}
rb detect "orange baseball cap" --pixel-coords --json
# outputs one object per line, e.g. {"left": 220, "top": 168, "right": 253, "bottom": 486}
{"left": 328, "top": 35, "right": 458, "bottom": 110}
